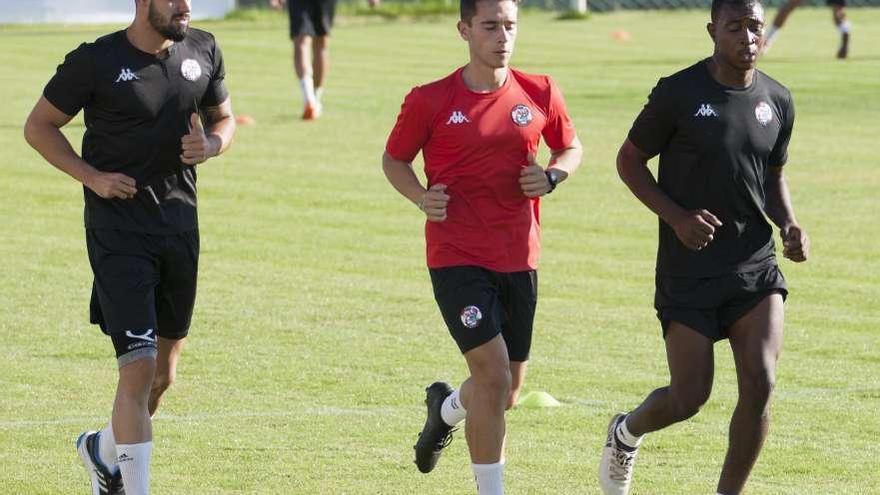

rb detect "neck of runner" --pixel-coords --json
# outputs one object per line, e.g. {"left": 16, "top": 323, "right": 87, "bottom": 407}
{"left": 462, "top": 63, "right": 508, "bottom": 93}
{"left": 707, "top": 55, "right": 754, "bottom": 89}
{"left": 126, "top": 22, "right": 174, "bottom": 57}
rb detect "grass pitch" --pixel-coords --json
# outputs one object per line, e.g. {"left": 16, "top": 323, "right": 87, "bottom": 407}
{"left": 1, "top": 6, "right": 879, "bottom": 494}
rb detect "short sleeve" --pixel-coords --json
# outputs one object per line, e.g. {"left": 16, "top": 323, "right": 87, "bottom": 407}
{"left": 627, "top": 78, "right": 677, "bottom": 157}
{"left": 201, "top": 37, "right": 229, "bottom": 107}
{"left": 541, "top": 77, "right": 576, "bottom": 151}
{"left": 768, "top": 92, "right": 795, "bottom": 168}
{"left": 385, "top": 87, "right": 433, "bottom": 163}
{"left": 43, "top": 43, "right": 94, "bottom": 117}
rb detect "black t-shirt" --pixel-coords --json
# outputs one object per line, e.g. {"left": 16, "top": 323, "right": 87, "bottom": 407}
{"left": 43, "top": 28, "right": 229, "bottom": 234}
{"left": 628, "top": 59, "right": 794, "bottom": 278}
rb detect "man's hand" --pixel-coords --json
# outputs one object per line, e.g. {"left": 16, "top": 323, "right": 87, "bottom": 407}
{"left": 519, "top": 155, "right": 551, "bottom": 197}
{"left": 781, "top": 224, "right": 809, "bottom": 262}
{"left": 269, "top": 0, "right": 285, "bottom": 10}
{"left": 669, "top": 209, "right": 723, "bottom": 251}
{"left": 83, "top": 170, "right": 137, "bottom": 200}
{"left": 420, "top": 184, "right": 450, "bottom": 222}
{"left": 181, "top": 113, "right": 212, "bottom": 165}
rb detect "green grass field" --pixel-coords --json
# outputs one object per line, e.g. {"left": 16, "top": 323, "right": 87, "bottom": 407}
{"left": 1, "top": 6, "right": 879, "bottom": 494}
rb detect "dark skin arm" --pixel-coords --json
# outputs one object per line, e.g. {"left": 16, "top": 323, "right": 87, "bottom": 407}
{"left": 616, "top": 138, "right": 723, "bottom": 251}
{"left": 764, "top": 164, "right": 809, "bottom": 262}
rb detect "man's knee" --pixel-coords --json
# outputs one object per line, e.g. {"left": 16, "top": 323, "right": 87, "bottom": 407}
{"left": 117, "top": 356, "right": 157, "bottom": 401}
{"left": 670, "top": 383, "right": 712, "bottom": 421}
{"left": 740, "top": 369, "right": 776, "bottom": 413}
{"left": 505, "top": 385, "right": 522, "bottom": 410}
{"left": 151, "top": 371, "right": 176, "bottom": 397}
{"left": 472, "top": 364, "right": 512, "bottom": 403}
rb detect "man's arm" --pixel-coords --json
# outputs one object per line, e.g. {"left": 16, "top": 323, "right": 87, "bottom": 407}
{"left": 23, "top": 96, "right": 137, "bottom": 199}
{"left": 181, "top": 97, "right": 236, "bottom": 165}
{"left": 518, "top": 135, "right": 584, "bottom": 197}
{"left": 617, "top": 138, "right": 721, "bottom": 251}
{"left": 382, "top": 151, "right": 448, "bottom": 222}
{"left": 765, "top": 165, "right": 808, "bottom": 262}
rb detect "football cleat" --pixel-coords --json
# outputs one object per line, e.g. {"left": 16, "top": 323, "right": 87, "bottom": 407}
{"left": 413, "top": 381, "right": 457, "bottom": 474}
{"left": 77, "top": 431, "right": 124, "bottom": 495}
{"left": 599, "top": 413, "right": 640, "bottom": 495}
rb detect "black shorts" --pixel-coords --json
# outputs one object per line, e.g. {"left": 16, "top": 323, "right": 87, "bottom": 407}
{"left": 655, "top": 264, "right": 787, "bottom": 342}
{"left": 826, "top": 0, "right": 846, "bottom": 7}
{"left": 87, "top": 229, "right": 199, "bottom": 365}
{"left": 289, "top": 0, "right": 337, "bottom": 38}
{"left": 429, "top": 266, "right": 537, "bottom": 362}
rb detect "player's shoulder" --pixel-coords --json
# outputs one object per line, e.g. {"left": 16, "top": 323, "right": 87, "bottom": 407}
{"left": 184, "top": 27, "right": 219, "bottom": 47}
{"left": 412, "top": 70, "right": 459, "bottom": 98}
{"left": 75, "top": 30, "right": 126, "bottom": 56}
{"left": 509, "top": 67, "right": 555, "bottom": 91}
{"left": 656, "top": 60, "right": 706, "bottom": 90}
{"left": 755, "top": 69, "right": 792, "bottom": 101}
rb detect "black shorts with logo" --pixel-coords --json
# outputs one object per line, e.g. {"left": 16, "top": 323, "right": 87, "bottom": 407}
{"left": 289, "top": 0, "right": 337, "bottom": 38}
{"left": 429, "top": 266, "right": 537, "bottom": 362}
{"left": 655, "top": 264, "right": 787, "bottom": 342}
{"left": 87, "top": 229, "right": 199, "bottom": 365}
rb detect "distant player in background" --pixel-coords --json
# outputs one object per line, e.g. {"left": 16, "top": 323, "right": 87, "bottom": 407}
{"left": 270, "top": 0, "right": 380, "bottom": 120}
{"left": 24, "top": 0, "right": 235, "bottom": 493}
{"left": 383, "top": 0, "right": 582, "bottom": 493}
{"left": 599, "top": 0, "right": 809, "bottom": 494}
{"left": 763, "top": 0, "right": 851, "bottom": 58}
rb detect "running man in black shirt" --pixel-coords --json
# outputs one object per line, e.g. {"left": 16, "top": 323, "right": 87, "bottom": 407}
{"left": 24, "top": 1, "right": 235, "bottom": 494}
{"left": 763, "top": 0, "right": 852, "bottom": 59}
{"left": 597, "top": 1, "right": 809, "bottom": 494}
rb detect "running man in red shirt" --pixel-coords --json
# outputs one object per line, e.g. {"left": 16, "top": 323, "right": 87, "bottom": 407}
{"left": 382, "top": 1, "right": 582, "bottom": 492}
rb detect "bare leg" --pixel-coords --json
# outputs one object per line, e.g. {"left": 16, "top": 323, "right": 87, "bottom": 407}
{"left": 293, "top": 34, "right": 311, "bottom": 81}
{"left": 625, "top": 323, "right": 715, "bottom": 437}
{"left": 832, "top": 5, "right": 850, "bottom": 59}
{"left": 458, "top": 335, "right": 511, "bottom": 463}
{"left": 113, "top": 356, "right": 156, "bottom": 444}
{"left": 312, "top": 35, "right": 329, "bottom": 93}
{"left": 506, "top": 360, "right": 528, "bottom": 410}
{"left": 771, "top": 0, "right": 803, "bottom": 29}
{"left": 717, "top": 293, "right": 784, "bottom": 495}
{"left": 148, "top": 337, "right": 186, "bottom": 417}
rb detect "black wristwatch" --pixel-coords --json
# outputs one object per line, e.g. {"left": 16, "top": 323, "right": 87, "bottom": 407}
{"left": 545, "top": 169, "right": 560, "bottom": 194}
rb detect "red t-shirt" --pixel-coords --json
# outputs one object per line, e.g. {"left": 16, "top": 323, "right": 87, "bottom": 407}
{"left": 386, "top": 67, "right": 576, "bottom": 272}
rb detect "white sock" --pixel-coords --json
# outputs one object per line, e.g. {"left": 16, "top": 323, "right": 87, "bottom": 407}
{"left": 98, "top": 423, "right": 118, "bottom": 472}
{"left": 838, "top": 21, "right": 852, "bottom": 34}
{"left": 299, "top": 77, "right": 316, "bottom": 105}
{"left": 440, "top": 389, "right": 467, "bottom": 427}
{"left": 315, "top": 86, "right": 324, "bottom": 105}
{"left": 472, "top": 462, "right": 504, "bottom": 495}
{"left": 616, "top": 417, "right": 644, "bottom": 449}
{"left": 116, "top": 442, "right": 152, "bottom": 495}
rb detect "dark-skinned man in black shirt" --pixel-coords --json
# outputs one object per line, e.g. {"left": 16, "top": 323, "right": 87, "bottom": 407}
{"left": 597, "top": 1, "right": 809, "bottom": 494}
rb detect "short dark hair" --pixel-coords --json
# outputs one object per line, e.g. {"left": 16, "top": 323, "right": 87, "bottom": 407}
{"left": 460, "top": 0, "right": 520, "bottom": 23}
{"left": 710, "top": 0, "right": 762, "bottom": 21}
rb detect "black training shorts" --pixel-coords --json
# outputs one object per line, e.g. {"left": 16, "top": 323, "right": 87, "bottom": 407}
{"left": 655, "top": 264, "right": 787, "bottom": 342}
{"left": 826, "top": 0, "right": 846, "bottom": 7}
{"left": 87, "top": 229, "right": 199, "bottom": 364}
{"left": 429, "top": 265, "right": 537, "bottom": 362}
{"left": 289, "top": 0, "right": 337, "bottom": 38}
